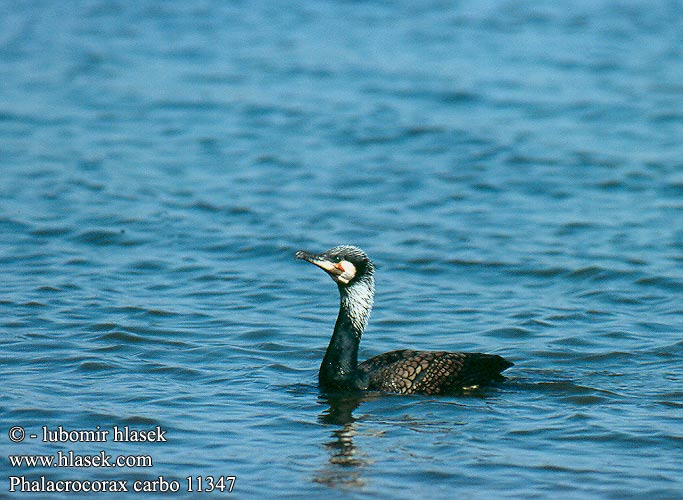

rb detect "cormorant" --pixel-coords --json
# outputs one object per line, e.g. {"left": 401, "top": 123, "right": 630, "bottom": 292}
{"left": 296, "top": 245, "right": 513, "bottom": 395}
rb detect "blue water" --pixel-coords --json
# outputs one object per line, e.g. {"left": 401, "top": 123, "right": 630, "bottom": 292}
{"left": 2, "top": 1, "right": 683, "bottom": 498}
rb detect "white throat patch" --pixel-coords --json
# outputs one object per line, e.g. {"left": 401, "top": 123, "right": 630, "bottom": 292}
{"left": 334, "top": 260, "right": 357, "bottom": 285}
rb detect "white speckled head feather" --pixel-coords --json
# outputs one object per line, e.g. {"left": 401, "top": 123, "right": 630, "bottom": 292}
{"left": 341, "top": 268, "right": 374, "bottom": 335}
{"left": 295, "top": 245, "right": 375, "bottom": 335}
{"left": 323, "top": 246, "right": 375, "bottom": 334}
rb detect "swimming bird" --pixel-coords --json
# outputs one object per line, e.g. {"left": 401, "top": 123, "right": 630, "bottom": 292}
{"left": 295, "top": 245, "right": 513, "bottom": 395}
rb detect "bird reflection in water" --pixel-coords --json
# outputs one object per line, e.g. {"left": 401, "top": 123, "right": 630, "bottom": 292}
{"left": 313, "top": 392, "right": 378, "bottom": 489}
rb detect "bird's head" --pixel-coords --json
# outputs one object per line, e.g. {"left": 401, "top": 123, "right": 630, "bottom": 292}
{"left": 295, "top": 245, "right": 374, "bottom": 287}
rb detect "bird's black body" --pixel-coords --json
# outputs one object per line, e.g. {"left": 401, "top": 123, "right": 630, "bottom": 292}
{"left": 296, "top": 245, "right": 513, "bottom": 395}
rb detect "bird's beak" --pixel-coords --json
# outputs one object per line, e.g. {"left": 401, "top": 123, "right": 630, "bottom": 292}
{"left": 295, "top": 250, "right": 344, "bottom": 277}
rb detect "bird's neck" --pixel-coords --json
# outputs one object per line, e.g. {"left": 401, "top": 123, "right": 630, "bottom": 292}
{"left": 319, "top": 278, "right": 374, "bottom": 391}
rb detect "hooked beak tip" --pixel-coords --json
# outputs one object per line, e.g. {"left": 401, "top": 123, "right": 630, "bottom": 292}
{"left": 295, "top": 250, "right": 309, "bottom": 261}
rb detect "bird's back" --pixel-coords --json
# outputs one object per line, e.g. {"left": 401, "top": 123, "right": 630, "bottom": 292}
{"left": 358, "top": 349, "right": 513, "bottom": 395}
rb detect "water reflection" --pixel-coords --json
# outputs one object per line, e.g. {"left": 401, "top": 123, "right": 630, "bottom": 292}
{"left": 313, "top": 393, "right": 372, "bottom": 489}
